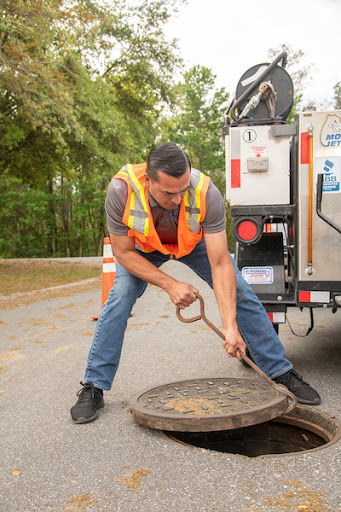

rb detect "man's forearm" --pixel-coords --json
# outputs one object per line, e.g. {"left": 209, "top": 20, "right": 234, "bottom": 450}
{"left": 211, "top": 260, "right": 238, "bottom": 330}
{"left": 211, "top": 260, "right": 246, "bottom": 358}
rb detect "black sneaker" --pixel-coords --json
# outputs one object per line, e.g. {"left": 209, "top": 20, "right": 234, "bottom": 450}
{"left": 241, "top": 348, "right": 254, "bottom": 368}
{"left": 273, "top": 370, "right": 321, "bottom": 405}
{"left": 70, "top": 382, "right": 104, "bottom": 423}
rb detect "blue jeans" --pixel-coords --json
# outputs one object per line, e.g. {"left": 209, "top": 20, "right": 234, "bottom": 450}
{"left": 85, "top": 238, "right": 292, "bottom": 390}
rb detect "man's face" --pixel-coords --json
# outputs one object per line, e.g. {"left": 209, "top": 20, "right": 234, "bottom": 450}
{"left": 145, "top": 167, "right": 191, "bottom": 210}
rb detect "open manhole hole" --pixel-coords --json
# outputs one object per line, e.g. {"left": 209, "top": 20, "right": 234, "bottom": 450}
{"left": 165, "top": 406, "right": 341, "bottom": 458}
{"left": 129, "top": 378, "right": 341, "bottom": 458}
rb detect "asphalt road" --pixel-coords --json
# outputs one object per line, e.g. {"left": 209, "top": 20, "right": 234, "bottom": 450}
{"left": 1, "top": 260, "right": 340, "bottom": 512}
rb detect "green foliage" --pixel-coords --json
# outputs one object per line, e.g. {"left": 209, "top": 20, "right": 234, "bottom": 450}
{"left": 224, "top": 201, "right": 235, "bottom": 253}
{"left": 161, "top": 65, "right": 234, "bottom": 248}
{"left": 0, "top": 0, "right": 185, "bottom": 257}
{"left": 0, "top": 0, "right": 79, "bottom": 160}
{"left": 0, "top": 174, "right": 54, "bottom": 257}
{"left": 163, "top": 66, "right": 229, "bottom": 177}
{"left": 287, "top": 93, "right": 303, "bottom": 125}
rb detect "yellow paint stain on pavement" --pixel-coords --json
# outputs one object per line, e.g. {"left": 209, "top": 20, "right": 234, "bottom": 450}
{"left": 29, "top": 319, "right": 54, "bottom": 326}
{"left": 54, "top": 313, "right": 70, "bottom": 319}
{"left": 0, "top": 353, "right": 24, "bottom": 363}
{"left": 0, "top": 352, "right": 24, "bottom": 373}
{"left": 29, "top": 319, "right": 64, "bottom": 332}
{"left": 52, "top": 346, "right": 72, "bottom": 357}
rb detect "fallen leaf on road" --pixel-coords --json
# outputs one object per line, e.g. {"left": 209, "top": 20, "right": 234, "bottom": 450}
{"left": 117, "top": 468, "right": 150, "bottom": 490}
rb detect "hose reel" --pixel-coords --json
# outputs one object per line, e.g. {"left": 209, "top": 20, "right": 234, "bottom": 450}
{"left": 230, "top": 52, "right": 294, "bottom": 125}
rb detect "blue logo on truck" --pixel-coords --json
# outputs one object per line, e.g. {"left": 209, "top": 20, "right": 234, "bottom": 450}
{"left": 315, "top": 156, "right": 341, "bottom": 193}
{"left": 320, "top": 114, "right": 341, "bottom": 147}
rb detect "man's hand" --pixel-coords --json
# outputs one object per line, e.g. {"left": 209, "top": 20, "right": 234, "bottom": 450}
{"left": 222, "top": 326, "right": 247, "bottom": 360}
{"left": 166, "top": 281, "right": 198, "bottom": 309}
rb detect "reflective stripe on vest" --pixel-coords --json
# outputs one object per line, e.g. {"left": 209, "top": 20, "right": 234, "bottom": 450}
{"left": 125, "top": 164, "right": 150, "bottom": 236}
{"left": 184, "top": 170, "right": 206, "bottom": 233}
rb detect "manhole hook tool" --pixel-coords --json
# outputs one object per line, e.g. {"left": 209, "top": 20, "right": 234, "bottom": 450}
{"left": 176, "top": 292, "right": 298, "bottom": 413}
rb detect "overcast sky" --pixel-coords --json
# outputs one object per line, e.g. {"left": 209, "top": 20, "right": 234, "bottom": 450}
{"left": 165, "top": 0, "right": 340, "bottom": 109}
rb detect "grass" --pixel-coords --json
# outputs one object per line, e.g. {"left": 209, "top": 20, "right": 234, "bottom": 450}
{"left": 0, "top": 259, "right": 101, "bottom": 296}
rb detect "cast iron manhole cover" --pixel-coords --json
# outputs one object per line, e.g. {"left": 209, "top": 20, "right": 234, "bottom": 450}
{"left": 129, "top": 377, "right": 290, "bottom": 432}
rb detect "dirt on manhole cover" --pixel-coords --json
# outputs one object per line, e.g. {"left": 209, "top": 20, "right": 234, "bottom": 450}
{"left": 129, "top": 377, "right": 291, "bottom": 432}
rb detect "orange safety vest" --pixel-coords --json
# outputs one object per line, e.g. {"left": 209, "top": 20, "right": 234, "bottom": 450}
{"left": 114, "top": 163, "right": 210, "bottom": 258}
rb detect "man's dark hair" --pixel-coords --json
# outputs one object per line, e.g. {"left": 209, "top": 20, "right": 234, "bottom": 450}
{"left": 146, "top": 142, "right": 191, "bottom": 181}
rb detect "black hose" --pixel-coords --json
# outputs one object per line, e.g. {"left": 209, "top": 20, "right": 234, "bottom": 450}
{"left": 231, "top": 52, "right": 288, "bottom": 122}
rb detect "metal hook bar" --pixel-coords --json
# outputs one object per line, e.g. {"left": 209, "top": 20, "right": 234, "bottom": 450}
{"left": 176, "top": 292, "right": 297, "bottom": 413}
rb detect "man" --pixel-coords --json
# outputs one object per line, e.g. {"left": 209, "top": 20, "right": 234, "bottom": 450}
{"left": 71, "top": 142, "right": 320, "bottom": 424}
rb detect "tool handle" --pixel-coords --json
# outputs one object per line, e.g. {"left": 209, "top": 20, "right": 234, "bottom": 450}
{"left": 176, "top": 292, "right": 297, "bottom": 413}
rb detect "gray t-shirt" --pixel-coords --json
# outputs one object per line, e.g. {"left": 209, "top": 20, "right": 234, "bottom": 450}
{"left": 105, "top": 173, "right": 226, "bottom": 244}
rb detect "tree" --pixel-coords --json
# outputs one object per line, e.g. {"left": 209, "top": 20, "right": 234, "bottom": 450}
{"left": 162, "top": 65, "right": 234, "bottom": 249}
{"left": 163, "top": 66, "right": 229, "bottom": 182}
{"left": 334, "top": 82, "right": 341, "bottom": 109}
{"left": 0, "top": 0, "right": 185, "bottom": 257}
{"left": 0, "top": 0, "right": 184, "bottom": 179}
{"left": 268, "top": 44, "right": 313, "bottom": 121}
{"left": 0, "top": 0, "right": 79, "bottom": 178}
{"left": 268, "top": 44, "right": 312, "bottom": 95}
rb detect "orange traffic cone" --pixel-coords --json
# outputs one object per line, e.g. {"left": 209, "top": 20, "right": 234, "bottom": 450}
{"left": 92, "top": 237, "right": 116, "bottom": 320}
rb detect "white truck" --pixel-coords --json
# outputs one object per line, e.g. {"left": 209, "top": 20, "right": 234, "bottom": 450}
{"left": 224, "top": 52, "right": 341, "bottom": 334}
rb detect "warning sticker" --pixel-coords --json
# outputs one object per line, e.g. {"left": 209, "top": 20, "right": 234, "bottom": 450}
{"left": 251, "top": 146, "right": 266, "bottom": 157}
{"left": 242, "top": 267, "right": 274, "bottom": 285}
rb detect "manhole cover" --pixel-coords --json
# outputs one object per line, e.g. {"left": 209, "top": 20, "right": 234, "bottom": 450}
{"left": 129, "top": 378, "right": 290, "bottom": 432}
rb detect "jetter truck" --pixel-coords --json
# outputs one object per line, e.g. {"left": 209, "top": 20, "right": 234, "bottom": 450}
{"left": 223, "top": 52, "right": 341, "bottom": 334}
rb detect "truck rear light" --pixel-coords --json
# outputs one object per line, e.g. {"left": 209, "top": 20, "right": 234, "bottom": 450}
{"left": 298, "top": 291, "right": 330, "bottom": 303}
{"left": 237, "top": 220, "right": 258, "bottom": 241}
{"left": 233, "top": 216, "right": 263, "bottom": 244}
{"left": 267, "top": 312, "right": 286, "bottom": 324}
